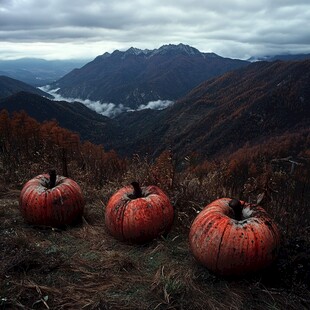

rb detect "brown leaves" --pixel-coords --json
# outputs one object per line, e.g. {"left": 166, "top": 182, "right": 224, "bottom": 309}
{"left": 0, "top": 109, "right": 125, "bottom": 187}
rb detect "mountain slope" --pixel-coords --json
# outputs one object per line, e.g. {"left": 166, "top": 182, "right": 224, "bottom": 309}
{"left": 111, "top": 60, "right": 310, "bottom": 159}
{"left": 0, "top": 92, "right": 115, "bottom": 144}
{"left": 0, "top": 76, "right": 53, "bottom": 99}
{"left": 1, "top": 60, "right": 309, "bottom": 163}
{"left": 52, "top": 44, "right": 249, "bottom": 108}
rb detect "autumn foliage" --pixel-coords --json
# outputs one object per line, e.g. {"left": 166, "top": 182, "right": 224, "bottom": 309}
{"left": 0, "top": 109, "right": 125, "bottom": 187}
{"left": 0, "top": 109, "right": 309, "bottom": 309}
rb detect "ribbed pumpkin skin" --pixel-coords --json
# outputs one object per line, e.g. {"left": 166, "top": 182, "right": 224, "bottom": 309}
{"left": 105, "top": 185, "right": 174, "bottom": 243}
{"left": 19, "top": 174, "right": 85, "bottom": 227}
{"left": 189, "top": 198, "right": 280, "bottom": 276}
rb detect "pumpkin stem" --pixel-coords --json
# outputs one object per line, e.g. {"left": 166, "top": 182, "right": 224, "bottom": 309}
{"left": 49, "top": 169, "right": 57, "bottom": 189}
{"left": 229, "top": 198, "right": 243, "bottom": 221}
{"left": 131, "top": 182, "right": 143, "bottom": 198}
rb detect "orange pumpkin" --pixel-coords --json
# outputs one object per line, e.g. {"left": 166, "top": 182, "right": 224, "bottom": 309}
{"left": 105, "top": 182, "right": 174, "bottom": 243}
{"left": 189, "top": 198, "right": 280, "bottom": 276}
{"left": 19, "top": 170, "right": 85, "bottom": 227}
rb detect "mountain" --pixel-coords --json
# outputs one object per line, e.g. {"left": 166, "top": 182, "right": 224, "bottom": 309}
{"left": 248, "top": 53, "right": 310, "bottom": 62}
{"left": 0, "top": 76, "right": 53, "bottom": 99}
{"left": 1, "top": 60, "right": 309, "bottom": 164}
{"left": 51, "top": 44, "right": 249, "bottom": 109}
{"left": 110, "top": 60, "right": 310, "bottom": 159}
{"left": 0, "top": 92, "right": 115, "bottom": 145}
{"left": 0, "top": 58, "right": 88, "bottom": 86}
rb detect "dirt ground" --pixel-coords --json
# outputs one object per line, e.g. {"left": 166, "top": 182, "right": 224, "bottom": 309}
{"left": 1, "top": 188, "right": 310, "bottom": 310}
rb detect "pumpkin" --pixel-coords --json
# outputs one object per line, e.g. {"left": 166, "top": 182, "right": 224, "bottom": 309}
{"left": 19, "top": 170, "right": 85, "bottom": 227}
{"left": 189, "top": 198, "right": 280, "bottom": 276}
{"left": 105, "top": 182, "right": 174, "bottom": 243}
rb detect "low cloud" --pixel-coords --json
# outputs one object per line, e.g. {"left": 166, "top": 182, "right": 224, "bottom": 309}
{"left": 82, "top": 101, "right": 128, "bottom": 118}
{"left": 138, "top": 100, "right": 174, "bottom": 111}
{"left": 40, "top": 86, "right": 130, "bottom": 117}
{"left": 40, "top": 86, "right": 173, "bottom": 117}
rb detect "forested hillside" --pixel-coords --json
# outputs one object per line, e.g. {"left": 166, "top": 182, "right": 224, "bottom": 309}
{"left": 0, "top": 109, "right": 309, "bottom": 309}
{"left": 110, "top": 60, "right": 310, "bottom": 161}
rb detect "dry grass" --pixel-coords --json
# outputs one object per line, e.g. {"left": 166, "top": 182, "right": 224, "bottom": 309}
{"left": 1, "top": 109, "right": 309, "bottom": 309}
{"left": 1, "top": 172, "right": 309, "bottom": 310}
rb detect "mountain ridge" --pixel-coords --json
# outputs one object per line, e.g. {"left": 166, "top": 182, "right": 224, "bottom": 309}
{"left": 0, "top": 59, "right": 309, "bottom": 163}
{"left": 0, "top": 75, "right": 53, "bottom": 99}
{"left": 248, "top": 53, "right": 310, "bottom": 62}
{"left": 51, "top": 44, "right": 249, "bottom": 108}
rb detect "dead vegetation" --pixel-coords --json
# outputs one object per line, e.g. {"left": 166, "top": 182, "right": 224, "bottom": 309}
{"left": 0, "top": 111, "right": 309, "bottom": 309}
{"left": 1, "top": 157, "right": 310, "bottom": 310}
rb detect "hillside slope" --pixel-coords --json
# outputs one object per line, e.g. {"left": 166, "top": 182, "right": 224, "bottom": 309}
{"left": 0, "top": 76, "right": 52, "bottom": 99}
{"left": 111, "top": 60, "right": 310, "bottom": 159}
{"left": 0, "top": 92, "right": 115, "bottom": 145}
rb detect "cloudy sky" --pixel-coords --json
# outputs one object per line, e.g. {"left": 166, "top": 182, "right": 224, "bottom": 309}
{"left": 0, "top": 0, "right": 309, "bottom": 60}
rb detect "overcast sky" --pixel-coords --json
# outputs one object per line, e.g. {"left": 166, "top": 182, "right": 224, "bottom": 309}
{"left": 0, "top": 0, "right": 309, "bottom": 60}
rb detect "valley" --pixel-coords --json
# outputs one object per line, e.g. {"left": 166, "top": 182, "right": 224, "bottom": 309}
{"left": 1, "top": 53, "right": 309, "bottom": 164}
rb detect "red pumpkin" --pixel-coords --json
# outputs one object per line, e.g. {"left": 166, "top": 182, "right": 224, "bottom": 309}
{"left": 105, "top": 182, "right": 174, "bottom": 243}
{"left": 189, "top": 198, "right": 280, "bottom": 276}
{"left": 19, "top": 170, "right": 85, "bottom": 227}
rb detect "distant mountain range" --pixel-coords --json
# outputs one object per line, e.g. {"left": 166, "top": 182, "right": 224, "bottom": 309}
{"left": 248, "top": 53, "right": 310, "bottom": 62}
{"left": 0, "top": 58, "right": 88, "bottom": 86}
{"left": 51, "top": 44, "right": 249, "bottom": 109}
{"left": 1, "top": 59, "right": 309, "bottom": 162}
{"left": 1, "top": 46, "right": 309, "bottom": 95}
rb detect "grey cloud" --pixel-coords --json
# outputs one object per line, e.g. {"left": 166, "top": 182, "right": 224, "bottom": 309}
{"left": 0, "top": 0, "right": 310, "bottom": 59}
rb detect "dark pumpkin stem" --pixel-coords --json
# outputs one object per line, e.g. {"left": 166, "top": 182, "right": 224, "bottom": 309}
{"left": 229, "top": 198, "right": 243, "bottom": 221}
{"left": 131, "top": 181, "right": 143, "bottom": 198}
{"left": 49, "top": 169, "right": 57, "bottom": 189}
